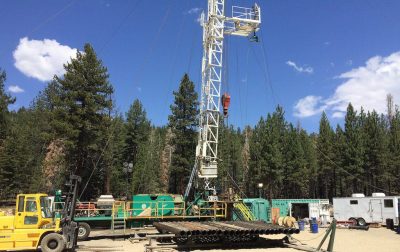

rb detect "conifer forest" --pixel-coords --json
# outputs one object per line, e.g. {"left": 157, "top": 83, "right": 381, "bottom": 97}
{"left": 1, "top": 44, "right": 399, "bottom": 201}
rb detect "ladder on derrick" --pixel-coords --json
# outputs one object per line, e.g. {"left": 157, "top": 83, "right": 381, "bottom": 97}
{"left": 233, "top": 196, "right": 255, "bottom": 221}
{"left": 111, "top": 201, "right": 126, "bottom": 235}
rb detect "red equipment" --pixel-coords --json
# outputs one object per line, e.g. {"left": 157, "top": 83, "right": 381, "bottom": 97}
{"left": 221, "top": 93, "right": 231, "bottom": 117}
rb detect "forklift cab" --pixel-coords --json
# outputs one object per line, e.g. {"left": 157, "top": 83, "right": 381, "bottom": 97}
{"left": 14, "top": 194, "right": 53, "bottom": 229}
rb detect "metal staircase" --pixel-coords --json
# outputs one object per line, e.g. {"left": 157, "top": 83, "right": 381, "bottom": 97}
{"left": 111, "top": 201, "right": 126, "bottom": 235}
{"left": 233, "top": 198, "right": 255, "bottom": 221}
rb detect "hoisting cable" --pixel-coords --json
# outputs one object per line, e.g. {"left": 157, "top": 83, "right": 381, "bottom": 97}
{"left": 28, "top": 0, "right": 78, "bottom": 37}
{"left": 78, "top": 110, "right": 119, "bottom": 200}
{"left": 99, "top": 0, "right": 142, "bottom": 55}
{"left": 227, "top": 171, "right": 248, "bottom": 199}
{"left": 131, "top": 1, "right": 173, "bottom": 90}
{"left": 0, "top": 0, "right": 77, "bottom": 58}
{"left": 163, "top": 0, "right": 191, "bottom": 117}
{"left": 259, "top": 26, "right": 280, "bottom": 105}
{"left": 249, "top": 35, "right": 278, "bottom": 106}
{"left": 235, "top": 46, "right": 243, "bottom": 125}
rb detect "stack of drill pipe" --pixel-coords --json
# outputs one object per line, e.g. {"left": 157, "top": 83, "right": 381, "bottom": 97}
{"left": 222, "top": 221, "right": 297, "bottom": 235}
{"left": 234, "top": 221, "right": 299, "bottom": 235}
{"left": 154, "top": 221, "right": 300, "bottom": 240}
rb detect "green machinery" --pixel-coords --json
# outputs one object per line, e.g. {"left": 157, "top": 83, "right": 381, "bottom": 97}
{"left": 242, "top": 198, "right": 270, "bottom": 222}
{"left": 238, "top": 198, "right": 330, "bottom": 223}
{"left": 53, "top": 193, "right": 227, "bottom": 240}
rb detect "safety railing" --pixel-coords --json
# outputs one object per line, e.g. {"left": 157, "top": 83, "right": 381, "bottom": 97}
{"left": 231, "top": 5, "right": 260, "bottom": 21}
{"left": 234, "top": 201, "right": 255, "bottom": 221}
{"left": 53, "top": 200, "right": 227, "bottom": 220}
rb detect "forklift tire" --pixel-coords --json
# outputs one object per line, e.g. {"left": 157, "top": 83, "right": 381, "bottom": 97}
{"left": 357, "top": 218, "right": 367, "bottom": 226}
{"left": 40, "top": 233, "right": 65, "bottom": 252}
{"left": 78, "top": 222, "right": 91, "bottom": 241}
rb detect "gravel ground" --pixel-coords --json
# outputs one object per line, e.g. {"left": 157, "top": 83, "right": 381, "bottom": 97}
{"left": 78, "top": 226, "right": 400, "bottom": 252}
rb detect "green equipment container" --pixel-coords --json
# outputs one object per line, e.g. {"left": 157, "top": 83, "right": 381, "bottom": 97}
{"left": 243, "top": 198, "right": 270, "bottom": 222}
{"left": 131, "top": 194, "right": 175, "bottom": 217}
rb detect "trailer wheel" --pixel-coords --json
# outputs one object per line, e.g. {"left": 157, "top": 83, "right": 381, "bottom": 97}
{"left": 40, "top": 233, "right": 65, "bottom": 252}
{"left": 357, "top": 218, "right": 367, "bottom": 226}
{"left": 78, "top": 222, "right": 91, "bottom": 240}
{"left": 348, "top": 217, "right": 357, "bottom": 226}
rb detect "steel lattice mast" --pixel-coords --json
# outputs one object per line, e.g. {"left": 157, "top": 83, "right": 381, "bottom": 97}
{"left": 185, "top": 0, "right": 261, "bottom": 199}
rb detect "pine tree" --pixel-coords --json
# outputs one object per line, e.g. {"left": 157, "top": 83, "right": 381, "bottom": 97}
{"left": 363, "top": 111, "right": 389, "bottom": 195}
{"left": 160, "top": 128, "right": 173, "bottom": 193}
{"left": 218, "top": 122, "right": 243, "bottom": 194}
{"left": 131, "top": 128, "right": 162, "bottom": 194}
{"left": 299, "top": 128, "right": 317, "bottom": 198}
{"left": 343, "top": 103, "right": 364, "bottom": 195}
{"left": 52, "top": 43, "right": 113, "bottom": 198}
{"left": 389, "top": 108, "right": 400, "bottom": 193}
{"left": 168, "top": 73, "right": 198, "bottom": 194}
{"left": 316, "top": 111, "right": 335, "bottom": 199}
{"left": 249, "top": 106, "right": 286, "bottom": 199}
{"left": 333, "top": 124, "right": 346, "bottom": 196}
{"left": 283, "top": 124, "right": 308, "bottom": 198}
{"left": 0, "top": 69, "right": 16, "bottom": 197}
{"left": 0, "top": 69, "right": 15, "bottom": 143}
{"left": 123, "top": 99, "right": 151, "bottom": 166}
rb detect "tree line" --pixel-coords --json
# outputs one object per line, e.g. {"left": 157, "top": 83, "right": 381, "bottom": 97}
{"left": 0, "top": 44, "right": 399, "bottom": 201}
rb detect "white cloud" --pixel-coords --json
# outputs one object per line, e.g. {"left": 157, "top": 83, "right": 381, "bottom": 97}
{"left": 13, "top": 37, "right": 78, "bottom": 82}
{"left": 8, "top": 85, "right": 24, "bottom": 93}
{"left": 294, "top": 95, "right": 326, "bottom": 118}
{"left": 332, "top": 112, "right": 345, "bottom": 118}
{"left": 294, "top": 51, "right": 400, "bottom": 118}
{"left": 186, "top": 7, "right": 201, "bottom": 14}
{"left": 324, "top": 41, "right": 331, "bottom": 46}
{"left": 286, "top": 60, "right": 314, "bottom": 74}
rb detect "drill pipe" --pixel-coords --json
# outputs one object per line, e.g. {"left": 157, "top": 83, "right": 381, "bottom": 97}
{"left": 178, "top": 221, "right": 220, "bottom": 235}
{"left": 208, "top": 221, "right": 249, "bottom": 235}
{"left": 204, "top": 222, "right": 243, "bottom": 236}
{"left": 153, "top": 222, "right": 188, "bottom": 236}
{"left": 227, "top": 221, "right": 279, "bottom": 235}
{"left": 225, "top": 221, "right": 263, "bottom": 234}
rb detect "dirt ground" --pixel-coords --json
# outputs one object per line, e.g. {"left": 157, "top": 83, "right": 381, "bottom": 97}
{"left": 79, "top": 227, "right": 400, "bottom": 252}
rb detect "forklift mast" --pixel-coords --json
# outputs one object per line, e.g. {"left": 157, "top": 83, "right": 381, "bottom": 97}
{"left": 61, "top": 174, "right": 82, "bottom": 250}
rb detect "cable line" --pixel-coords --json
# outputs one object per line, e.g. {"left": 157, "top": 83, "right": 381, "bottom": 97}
{"left": 131, "top": 1, "right": 173, "bottom": 90}
{"left": 99, "top": 0, "right": 142, "bottom": 55}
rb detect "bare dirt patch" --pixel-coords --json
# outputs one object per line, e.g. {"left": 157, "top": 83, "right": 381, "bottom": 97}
{"left": 79, "top": 227, "right": 400, "bottom": 252}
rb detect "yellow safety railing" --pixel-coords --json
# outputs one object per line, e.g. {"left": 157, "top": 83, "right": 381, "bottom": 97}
{"left": 53, "top": 200, "right": 227, "bottom": 220}
{"left": 234, "top": 201, "right": 255, "bottom": 221}
{"left": 111, "top": 201, "right": 126, "bottom": 234}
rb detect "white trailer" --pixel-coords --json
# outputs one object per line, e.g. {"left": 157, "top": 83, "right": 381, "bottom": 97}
{"left": 333, "top": 193, "right": 400, "bottom": 226}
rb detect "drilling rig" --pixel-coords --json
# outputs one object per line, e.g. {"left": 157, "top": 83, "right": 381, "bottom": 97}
{"left": 184, "top": 0, "right": 261, "bottom": 201}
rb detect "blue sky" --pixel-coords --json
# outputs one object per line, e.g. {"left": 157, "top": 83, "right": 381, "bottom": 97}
{"left": 1, "top": 0, "right": 400, "bottom": 132}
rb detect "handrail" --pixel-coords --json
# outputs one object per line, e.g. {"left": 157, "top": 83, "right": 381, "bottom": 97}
{"left": 53, "top": 200, "right": 227, "bottom": 219}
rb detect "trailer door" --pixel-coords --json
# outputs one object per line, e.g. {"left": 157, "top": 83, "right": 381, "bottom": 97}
{"left": 370, "top": 199, "right": 383, "bottom": 223}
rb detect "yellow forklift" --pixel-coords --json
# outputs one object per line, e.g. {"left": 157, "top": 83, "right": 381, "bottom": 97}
{"left": 0, "top": 175, "right": 81, "bottom": 252}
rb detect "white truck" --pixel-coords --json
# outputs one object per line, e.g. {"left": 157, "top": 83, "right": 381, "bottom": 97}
{"left": 333, "top": 193, "right": 400, "bottom": 226}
